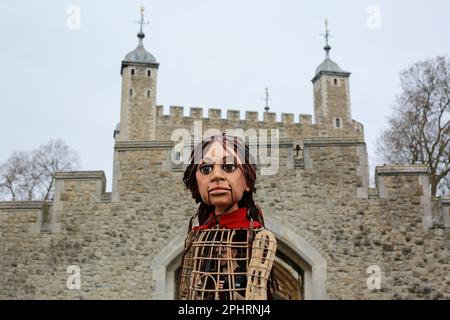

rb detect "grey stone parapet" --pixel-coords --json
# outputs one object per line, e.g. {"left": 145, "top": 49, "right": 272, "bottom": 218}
{"left": 0, "top": 189, "right": 114, "bottom": 233}
{"left": 0, "top": 201, "right": 46, "bottom": 210}
{"left": 0, "top": 201, "right": 52, "bottom": 234}
{"left": 302, "top": 137, "right": 367, "bottom": 173}
{"left": 54, "top": 170, "right": 107, "bottom": 203}
{"left": 115, "top": 141, "right": 175, "bottom": 151}
{"left": 303, "top": 136, "right": 365, "bottom": 146}
{"left": 375, "top": 164, "right": 433, "bottom": 230}
{"left": 374, "top": 165, "right": 430, "bottom": 199}
{"left": 375, "top": 165, "right": 430, "bottom": 176}
{"left": 0, "top": 201, "right": 51, "bottom": 237}
{"left": 55, "top": 171, "right": 106, "bottom": 181}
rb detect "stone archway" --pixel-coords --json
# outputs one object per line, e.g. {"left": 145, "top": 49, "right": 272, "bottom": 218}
{"left": 151, "top": 218, "right": 327, "bottom": 300}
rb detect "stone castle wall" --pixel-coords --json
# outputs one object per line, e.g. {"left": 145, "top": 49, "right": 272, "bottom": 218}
{"left": 1, "top": 135, "right": 449, "bottom": 299}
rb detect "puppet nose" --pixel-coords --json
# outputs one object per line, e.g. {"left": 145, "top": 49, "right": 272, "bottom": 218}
{"left": 210, "top": 165, "right": 226, "bottom": 182}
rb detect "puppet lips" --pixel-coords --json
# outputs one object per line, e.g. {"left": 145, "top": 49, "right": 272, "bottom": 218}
{"left": 209, "top": 189, "right": 230, "bottom": 195}
{"left": 208, "top": 186, "right": 231, "bottom": 194}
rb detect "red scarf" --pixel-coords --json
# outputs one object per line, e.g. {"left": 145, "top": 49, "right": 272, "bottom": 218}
{"left": 193, "top": 207, "right": 262, "bottom": 230}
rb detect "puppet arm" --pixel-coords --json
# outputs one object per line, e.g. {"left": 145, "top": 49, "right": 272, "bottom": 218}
{"left": 245, "top": 229, "right": 277, "bottom": 300}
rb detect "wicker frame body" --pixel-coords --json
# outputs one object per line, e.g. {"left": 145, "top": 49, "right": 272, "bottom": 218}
{"left": 180, "top": 226, "right": 277, "bottom": 300}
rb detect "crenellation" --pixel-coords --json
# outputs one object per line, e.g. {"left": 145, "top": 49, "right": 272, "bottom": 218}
{"left": 281, "top": 113, "right": 294, "bottom": 125}
{"left": 245, "top": 111, "right": 258, "bottom": 122}
{"left": 189, "top": 107, "right": 203, "bottom": 119}
{"left": 154, "top": 106, "right": 323, "bottom": 129}
{"left": 156, "top": 105, "right": 164, "bottom": 117}
{"left": 208, "top": 108, "right": 222, "bottom": 119}
{"left": 227, "top": 109, "right": 240, "bottom": 121}
{"left": 263, "top": 112, "right": 276, "bottom": 123}
{"left": 299, "top": 114, "right": 312, "bottom": 125}
{"left": 169, "top": 106, "right": 184, "bottom": 118}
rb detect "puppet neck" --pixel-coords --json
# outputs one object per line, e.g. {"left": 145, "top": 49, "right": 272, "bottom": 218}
{"left": 193, "top": 207, "right": 262, "bottom": 230}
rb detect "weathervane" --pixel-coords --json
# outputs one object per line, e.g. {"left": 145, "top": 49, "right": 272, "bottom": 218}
{"left": 320, "top": 18, "right": 332, "bottom": 58}
{"left": 134, "top": 6, "right": 150, "bottom": 35}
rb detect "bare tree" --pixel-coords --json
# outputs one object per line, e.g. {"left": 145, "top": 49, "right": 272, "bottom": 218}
{"left": 377, "top": 56, "right": 450, "bottom": 196}
{"left": 0, "top": 139, "right": 80, "bottom": 201}
{"left": 0, "top": 151, "right": 41, "bottom": 201}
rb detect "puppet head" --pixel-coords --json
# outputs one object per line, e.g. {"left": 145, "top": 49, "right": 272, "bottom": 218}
{"left": 183, "top": 134, "right": 264, "bottom": 226}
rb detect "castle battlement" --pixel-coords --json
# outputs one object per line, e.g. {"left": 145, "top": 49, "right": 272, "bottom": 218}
{"left": 156, "top": 105, "right": 315, "bottom": 126}
{"left": 53, "top": 171, "right": 107, "bottom": 204}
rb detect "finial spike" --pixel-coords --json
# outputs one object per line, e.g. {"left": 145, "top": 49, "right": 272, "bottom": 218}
{"left": 321, "top": 18, "right": 331, "bottom": 59}
{"left": 262, "top": 87, "right": 271, "bottom": 112}
{"left": 139, "top": 6, "right": 145, "bottom": 33}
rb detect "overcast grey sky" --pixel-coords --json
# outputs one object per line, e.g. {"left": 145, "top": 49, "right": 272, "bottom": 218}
{"left": 1, "top": 0, "right": 450, "bottom": 190}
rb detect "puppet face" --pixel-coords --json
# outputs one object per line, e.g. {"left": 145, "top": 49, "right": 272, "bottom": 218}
{"left": 195, "top": 141, "right": 250, "bottom": 214}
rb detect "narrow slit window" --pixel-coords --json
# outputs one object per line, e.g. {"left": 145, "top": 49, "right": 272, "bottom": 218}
{"left": 333, "top": 78, "right": 337, "bottom": 85}
{"left": 147, "top": 70, "right": 151, "bottom": 77}
{"left": 131, "top": 69, "right": 135, "bottom": 76}
{"left": 129, "top": 88, "right": 133, "bottom": 96}
{"left": 147, "top": 90, "right": 151, "bottom": 98}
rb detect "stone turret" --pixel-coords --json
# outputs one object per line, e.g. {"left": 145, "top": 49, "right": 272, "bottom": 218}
{"left": 312, "top": 20, "right": 353, "bottom": 137}
{"left": 115, "top": 7, "right": 159, "bottom": 142}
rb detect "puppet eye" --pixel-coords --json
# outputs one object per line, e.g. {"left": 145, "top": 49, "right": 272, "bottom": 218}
{"left": 222, "top": 163, "right": 236, "bottom": 173}
{"left": 199, "top": 164, "right": 213, "bottom": 174}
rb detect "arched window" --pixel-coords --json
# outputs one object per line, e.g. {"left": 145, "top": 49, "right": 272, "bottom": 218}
{"left": 335, "top": 118, "right": 341, "bottom": 128}
{"left": 147, "top": 70, "right": 151, "bottom": 77}
{"left": 333, "top": 78, "right": 337, "bottom": 85}
{"left": 147, "top": 90, "right": 151, "bottom": 98}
